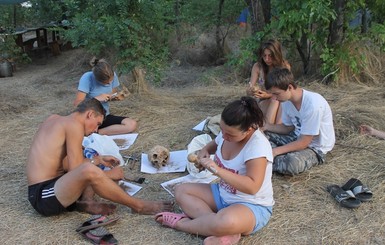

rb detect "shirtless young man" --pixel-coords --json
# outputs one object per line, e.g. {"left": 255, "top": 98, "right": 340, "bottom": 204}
{"left": 27, "top": 98, "right": 173, "bottom": 216}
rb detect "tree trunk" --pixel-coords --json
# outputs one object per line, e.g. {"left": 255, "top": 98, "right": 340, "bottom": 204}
{"left": 260, "top": 0, "right": 271, "bottom": 24}
{"left": 328, "top": 0, "right": 346, "bottom": 45}
{"left": 245, "top": 0, "right": 265, "bottom": 34}
{"left": 361, "top": 8, "right": 368, "bottom": 33}
{"left": 174, "top": 0, "right": 181, "bottom": 43}
{"left": 130, "top": 67, "right": 149, "bottom": 94}
{"left": 215, "top": 0, "right": 225, "bottom": 58}
{"left": 295, "top": 34, "right": 310, "bottom": 74}
{"left": 13, "top": 5, "right": 17, "bottom": 28}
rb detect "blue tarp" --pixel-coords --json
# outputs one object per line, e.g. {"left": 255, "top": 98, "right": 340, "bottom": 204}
{"left": 0, "top": 0, "right": 27, "bottom": 4}
{"left": 237, "top": 8, "right": 249, "bottom": 24}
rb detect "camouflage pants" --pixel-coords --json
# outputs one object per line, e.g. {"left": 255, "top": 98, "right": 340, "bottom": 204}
{"left": 265, "top": 131, "right": 326, "bottom": 176}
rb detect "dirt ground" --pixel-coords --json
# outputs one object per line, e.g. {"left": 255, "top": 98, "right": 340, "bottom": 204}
{"left": 0, "top": 48, "right": 384, "bottom": 245}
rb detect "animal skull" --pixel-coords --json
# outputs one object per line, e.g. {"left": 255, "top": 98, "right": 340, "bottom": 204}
{"left": 148, "top": 145, "right": 170, "bottom": 168}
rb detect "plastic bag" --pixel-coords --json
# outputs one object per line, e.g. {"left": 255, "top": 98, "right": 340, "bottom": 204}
{"left": 203, "top": 114, "right": 221, "bottom": 136}
{"left": 187, "top": 134, "right": 213, "bottom": 178}
{"left": 82, "top": 133, "right": 125, "bottom": 166}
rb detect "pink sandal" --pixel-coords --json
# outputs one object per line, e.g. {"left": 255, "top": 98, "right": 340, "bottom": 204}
{"left": 155, "top": 212, "right": 188, "bottom": 229}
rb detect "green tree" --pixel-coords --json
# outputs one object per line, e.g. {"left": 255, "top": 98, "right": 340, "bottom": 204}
{"left": 236, "top": 0, "right": 385, "bottom": 83}
{"left": 178, "top": 0, "right": 246, "bottom": 62}
{"left": 270, "top": 0, "right": 336, "bottom": 74}
{"left": 61, "top": 0, "right": 174, "bottom": 79}
{"left": 366, "top": 0, "right": 385, "bottom": 24}
{"left": 0, "top": 3, "right": 34, "bottom": 30}
{"left": 244, "top": 0, "right": 270, "bottom": 33}
{"left": 29, "top": 0, "right": 66, "bottom": 25}
{"left": 25, "top": 0, "right": 245, "bottom": 81}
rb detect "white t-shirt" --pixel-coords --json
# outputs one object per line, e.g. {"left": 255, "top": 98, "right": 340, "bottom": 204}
{"left": 281, "top": 89, "right": 335, "bottom": 153}
{"left": 214, "top": 129, "right": 274, "bottom": 207}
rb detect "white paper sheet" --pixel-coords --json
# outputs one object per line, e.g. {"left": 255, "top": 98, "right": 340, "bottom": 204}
{"left": 141, "top": 150, "right": 188, "bottom": 174}
{"left": 118, "top": 180, "right": 142, "bottom": 196}
{"left": 108, "top": 133, "right": 139, "bottom": 150}
{"left": 192, "top": 119, "right": 207, "bottom": 131}
{"left": 161, "top": 174, "right": 218, "bottom": 197}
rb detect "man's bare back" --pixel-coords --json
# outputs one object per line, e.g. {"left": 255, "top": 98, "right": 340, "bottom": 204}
{"left": 27, "top": 114, "right": 83, "bottom": 185}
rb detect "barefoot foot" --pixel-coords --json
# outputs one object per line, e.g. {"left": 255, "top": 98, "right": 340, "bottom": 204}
{"left": 76, "top": 201, "right": 117, "bottom": 215}
{"left": 132, "top": 200, "right": 174, "bottom": 214}
{"left": 203, "top": 234, "right": 241, "bottom": 245}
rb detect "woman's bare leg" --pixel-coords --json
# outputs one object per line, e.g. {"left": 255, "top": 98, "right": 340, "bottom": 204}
{"left": 175, "top": 183, "right": 217, "bottom": 218}
{"left": 157, "top": 204, "right": 255, "bottom": 237}
{"left": 275, "top": 103, "right": 282, "bottom": 124}
{"left": 157, "top": 183, "right": 256, "bottom": 236}
{"left": 264, "top": 99, "right": 280, "bottom": 124}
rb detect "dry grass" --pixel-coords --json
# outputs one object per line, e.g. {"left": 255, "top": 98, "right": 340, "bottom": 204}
{"left": 333, "top": 42, "right": 385, "bottom": 86}
{"left": 0, "top": 49, "right": 384, "bottom": 244}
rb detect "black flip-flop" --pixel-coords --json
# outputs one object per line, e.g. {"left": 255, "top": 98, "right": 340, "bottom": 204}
{"left": 342, "top": 178, "right": 373, "bottom": 202}
{"left": 327, "top": 184, "right": 361, "bottom": 208}
{"left": 76, "top": 214, "right": 120, "bottom": 233}
{"left": 79, "top": 226, "right": 118, "bottom": 245}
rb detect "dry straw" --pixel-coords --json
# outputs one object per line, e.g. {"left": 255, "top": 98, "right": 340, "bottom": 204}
{"left": 334, "top": 41, "right": 385, "bottom": 86}
{"left": 1, "top": 48, "right": 384, "bottom": 244}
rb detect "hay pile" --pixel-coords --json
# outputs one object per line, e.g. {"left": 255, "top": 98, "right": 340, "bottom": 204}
{"left": 0, "top": 48, "right": 384, "bottom": 244}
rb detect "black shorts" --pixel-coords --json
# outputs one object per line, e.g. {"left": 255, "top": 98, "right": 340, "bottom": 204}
{"left": 99, "top": 114, "right": 126, "bottom": 129}
{"left": 28, "top": 176, "right": 76, "bottom": 216}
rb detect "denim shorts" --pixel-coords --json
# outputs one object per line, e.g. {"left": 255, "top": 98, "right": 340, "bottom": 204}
{"left": 210, "top": 183, "right": 272, "bottom": 234}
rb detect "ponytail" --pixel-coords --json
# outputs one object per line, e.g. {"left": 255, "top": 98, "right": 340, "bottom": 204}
{"left": 222, "top": 96, "right": 264, "bottom": 131}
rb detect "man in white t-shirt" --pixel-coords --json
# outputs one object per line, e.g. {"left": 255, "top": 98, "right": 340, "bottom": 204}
{"left": 263, "top": 68, "right": 335, "bottom": 175}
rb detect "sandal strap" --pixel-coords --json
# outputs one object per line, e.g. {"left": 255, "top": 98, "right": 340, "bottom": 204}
{"left": 82, "top": 226, "right": 118, "bottom": 245}
{"left": 341, "top": 178, "right": 361, "bottom": 191}
{"left": 88, "top": 226, "right": 111, "bottom": 236}
{"left": 156, "top": 212, "right": 188, "bottom": 229}
{"left": 85, "top": 214, "right": 103, "bottom": 223}
{"left": 352, "top": 185, "right": 372, "bottom": 195}
{"left": 335, "top": 190, "right": 355, "bottom": 202}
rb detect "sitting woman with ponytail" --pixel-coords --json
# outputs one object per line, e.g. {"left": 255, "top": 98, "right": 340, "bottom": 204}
{"left": 74, "top": 58, "right": 137, "bottom": 135}
{"left": 155, "top": 96, "right": 274, "bottom": 245}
